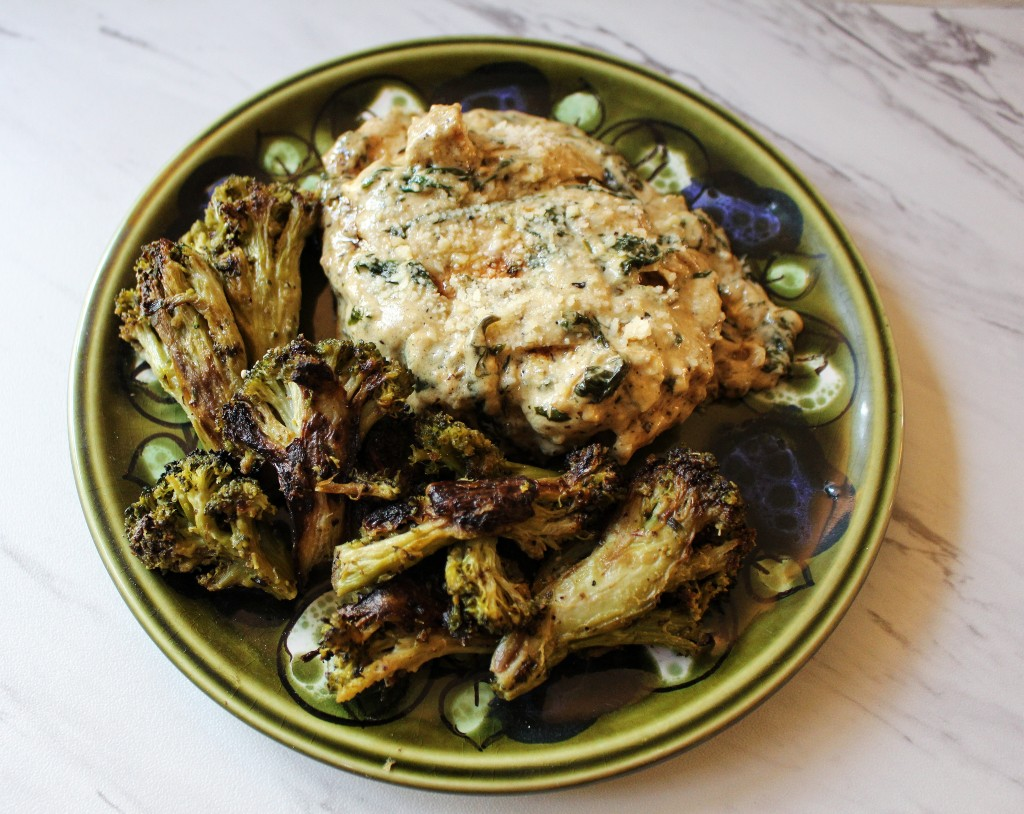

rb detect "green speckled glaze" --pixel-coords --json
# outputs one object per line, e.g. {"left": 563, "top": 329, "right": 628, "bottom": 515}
{"left": 69, "top": 38, "right": 902, "bottom": 793}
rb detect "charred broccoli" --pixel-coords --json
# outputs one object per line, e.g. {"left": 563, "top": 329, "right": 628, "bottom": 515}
{"left": 320, "top": 557, "right": 711, "bottom": 704}
{"left": 183, "top": 175, "right": 319, "bottom": 361}
{"left": 330, "top": 442, "right": 620, "bottom": 597}
{"left": 414, "top": 413, "right": 621, "bottom": 555}
{"left": 319, "top": 572, "right": 494, "bottom": 703}
{"left": 220, "top": 336, "right": 413, "bottom": 578}
{"left": 115, "top": 239, "right": 248, "bottom": 448}
{"left": 490, "top": 448, "right": 755, "bottom": 700}
{"left": 124, "top": 450, "right": 296, "bottom": 599}
{"left": 115, "top": 176, "right": 319, "bottom": 449}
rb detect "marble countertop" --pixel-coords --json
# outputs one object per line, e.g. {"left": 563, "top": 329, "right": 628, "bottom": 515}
{"left": 3, "top": 1, "right": 1023, "bottom": 811}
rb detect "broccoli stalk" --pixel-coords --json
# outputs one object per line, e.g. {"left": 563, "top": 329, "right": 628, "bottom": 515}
{"left": 489, "top": 448, "right": 755, "bottom": 700}
{"left": 220, "top": 336, "right": 413, "bottom": 579}
{"left": 575, "top": 605, "right": 713, "bottom": 653}
{"left": 124, "top": 450, "right": 296, "bottom": 599}
{"left": 320, "top": 560, "right": 712, "bottom": 704}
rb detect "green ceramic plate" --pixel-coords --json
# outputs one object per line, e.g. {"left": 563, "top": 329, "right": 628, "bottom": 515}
{"left": 70, "top": 38, "right": 902, "bottom": 792}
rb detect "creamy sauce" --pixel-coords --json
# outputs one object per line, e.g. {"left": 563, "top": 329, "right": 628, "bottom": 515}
{"left": 320, "top": 105, "right": 801, "bottom": 461}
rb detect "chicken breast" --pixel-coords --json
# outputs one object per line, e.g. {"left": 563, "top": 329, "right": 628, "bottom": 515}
{"left": 320, "top": 104, "right": 801, "bottom": 462}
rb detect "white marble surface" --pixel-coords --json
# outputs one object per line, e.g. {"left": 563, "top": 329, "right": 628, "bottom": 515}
{"left": 2, "top": 0, "right": 1023, "bottom": 811}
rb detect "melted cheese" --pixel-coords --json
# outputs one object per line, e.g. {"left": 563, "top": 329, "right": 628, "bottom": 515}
{"left": 320, "top": 105, "right": 801, "bottom": 461}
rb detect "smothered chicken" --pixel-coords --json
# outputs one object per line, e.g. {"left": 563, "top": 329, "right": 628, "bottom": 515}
{"left": 320, "top": 104, "right": 801, "bottom": 462}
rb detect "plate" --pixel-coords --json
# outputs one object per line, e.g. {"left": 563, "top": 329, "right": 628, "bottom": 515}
{"left": 69, "top": 37, "right": 902, "bottom": 792}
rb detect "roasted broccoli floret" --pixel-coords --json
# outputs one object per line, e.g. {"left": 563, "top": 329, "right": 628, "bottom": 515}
{"left": 490, "top": 448, "right": 755, "bottom": 700}
{"left": 220, "top": 336, "right": 413, "bottom": 578}
{"left": 115, "top": 239, "right": 248, "bottom": 448}
{"left": 413, "top": 411, "right": 551, "bottom": 480}
{"left": 124, "top": 450, "right": 296, "bottom": 600}
{"left": 114, "top": 178, "right": 328, "bottom": 599}
{"left": 330, "top": 443, "right": 620, "bottom": 597}
{"left": 414, "top": 413, "right": 621, "bottom": 555}
{"left": 319, "top": 572, "right": 494, "bottom": 703}
{"left": 503, "top": 443, "right": 621, "bottom": 558}
{"left": 183, "top": 175, "right": 319, "bottom": 361}
{"left": 331, "top": 478, "right": 534, "bottom": 598}
{"left": 445, "top": 537, "right": 532, "bottom": 634}
{"left": 115, "top": 177, "right": 319, "bottom": 448}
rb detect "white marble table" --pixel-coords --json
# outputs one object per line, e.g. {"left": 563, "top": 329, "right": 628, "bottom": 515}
{"left": 3, "top": 1, "right": 1023, "bottom": 811}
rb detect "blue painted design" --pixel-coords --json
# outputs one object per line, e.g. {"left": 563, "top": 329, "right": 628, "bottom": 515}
{"left": 431, "top": 62, "right": 552, "bottom": 115}
{"left": 683, "top": 171, "right": 803, "bottom": 256}
{"left": 711, "top": 416, "right": 854, "bottom": 561}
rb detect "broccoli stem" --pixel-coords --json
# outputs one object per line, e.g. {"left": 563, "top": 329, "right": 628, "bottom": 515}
{"left": 331, "top": 518, "right": 467, "bottom": 598}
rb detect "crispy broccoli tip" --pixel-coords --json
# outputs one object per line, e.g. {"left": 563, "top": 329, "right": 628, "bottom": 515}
{"left": 416, "top": 411, "right": 624, "bottom": 551}
{"left": 490, "top": 447, "right": 755, "bottom": 700}
{"left": 220, "top": 336, "right": 414, "bottom": 578}
{"left": 124, "top": 450, "right": 296, "bottom": 600}
{"left": 504, "top": 442, "right": 623, "bottom": 558}
{"left": 183, "top": 175, "right": 320, "bottom": 361}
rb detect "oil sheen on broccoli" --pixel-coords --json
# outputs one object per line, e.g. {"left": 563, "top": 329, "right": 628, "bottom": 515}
{"left": 318, "top": 432, "right": 755, "bottom": 705}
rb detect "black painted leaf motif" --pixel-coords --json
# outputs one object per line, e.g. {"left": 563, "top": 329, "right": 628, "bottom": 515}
{"left": 599, "top": 118, "right": 710, "bottom": 194}
{"left": 431, "top": 62, "right": 551, "bottom": 115}
{"left": 123, "top": 433, "right": 192, "bottom": 489}
{"left": 439, "top": 673, "right": 505, "bottom": 750}
{"left": 311, "top": 78, "right": 425, "bottom": 154}
{"left": 257, "top": 131, "right": 322, "bottom": 184}
{"left": 745, "top": 554, "right": 815, "bottom": 602}
{"left": 123, "top": 361, "right": 191, "bottom": 429}
{"left": 743, "top": 314, "right": 858, "bottom": 429}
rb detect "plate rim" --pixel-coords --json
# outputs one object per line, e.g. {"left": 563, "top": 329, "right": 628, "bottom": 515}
{"left": 68, "top": 34, "right": 904, "bottom": 792}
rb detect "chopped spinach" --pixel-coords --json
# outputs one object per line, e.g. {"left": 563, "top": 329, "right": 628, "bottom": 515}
{"left": 407, "top": 261, "right": 433, "bottom": 284}
{"left": 534, "top": 406, "right": 571, "bottom": 423}
{"left": 557, "top": 311, "right": 608, "bottom": 347}
{"left": 613, "top": 234, "right": 661, "bottom": 272}
{"left": 574, "top": 357, "right": 629, "bottom": 403}
{"left": 354, "top": 256, "right": 400, "bottom": 283}
{"left": 399, "top": 165, "right": 472, "bottom": 194}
